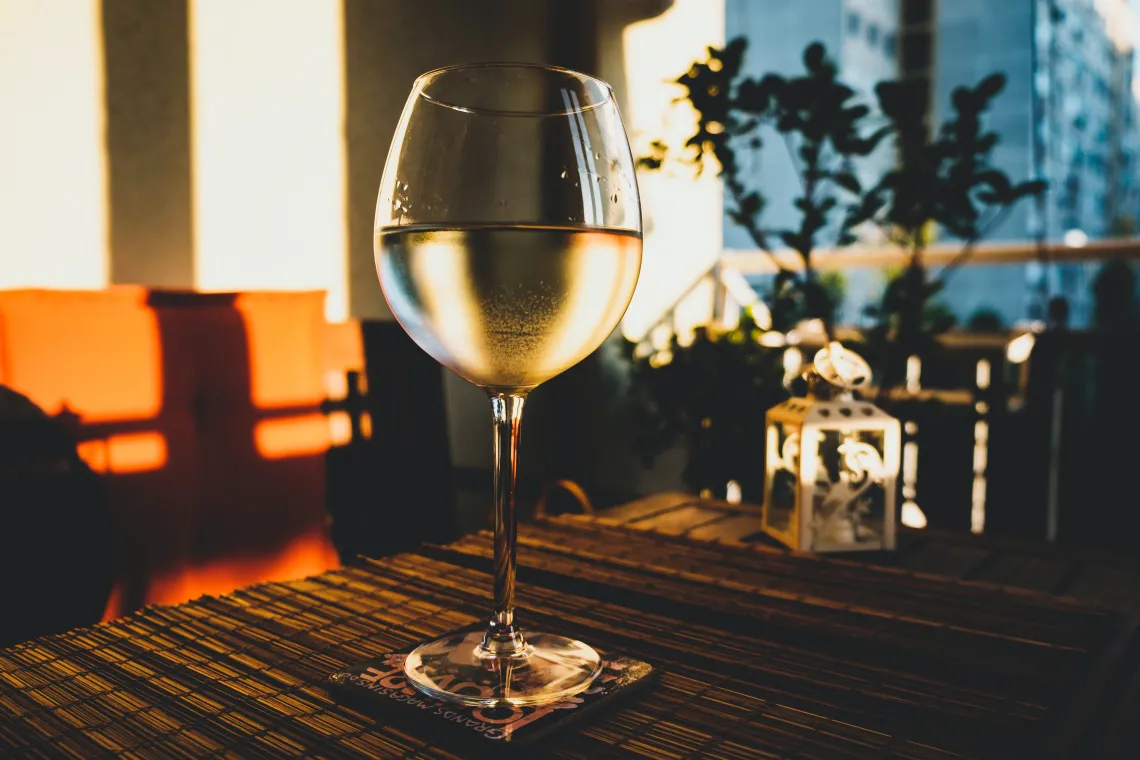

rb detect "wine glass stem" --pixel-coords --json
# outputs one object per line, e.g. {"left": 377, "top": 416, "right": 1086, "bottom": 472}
{"left": 484, "top": 392, "right": 527, "bottom": 656}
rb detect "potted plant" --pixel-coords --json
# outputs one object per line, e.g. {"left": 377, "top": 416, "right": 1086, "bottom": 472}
{"left": 638, "top": 39, "right": 888, "bottom": 334}
{"left": 628, "top": 39, "right": 1046, "bottom": 507}
{"left": 629, "top": 39, "right": 886, "bottom": 499}
{"left": 849, "top": 75, "right": 1047, "bottom": 391}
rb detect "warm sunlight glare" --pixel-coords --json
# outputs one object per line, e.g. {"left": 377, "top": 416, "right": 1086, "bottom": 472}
{"left": 0, "top": 290, "right": 162, "bottom": 421}
{"left": 975, "top": 359, "right": 991, "bottom": 391}
{"left": 544, "top": 231, "right": 642, "bottom": 370}
{"left": 255, "top": 414, "right": 332, "bottom": 459}
{"left": 107, "top": 432, "right": 167, "bottom": 473}
{"left": 186, "top": 534, "right": 339, "bottom": 600}
{"left": 327, "top": 411, "right": 352, "bottom": 446}
{"left": 901, "top": 439, "right": 920, "bottom": 529}
{"left": 1094, "top": 0, "right": 1135, "bottom": 53}
{"left": 404, "top": 239, "right": 484, "bottom": 373}
{"left": 0, "top": 1, "right": 108, "bottom": 289}
{"left": 1006, "top": 332, "right": 1036, "bottom": 364}
{"left": 323, "top": 321, "right": 366, "bottom": 389}
{"left": 103, "top": 532, "right": 339, "bottom": 620}
{"left": 620, "top": 0, "right": 725, "bottom": 340}
{"left": 673, "top": 277, "right": 716, "bottom": 340}
{"left": 189, "top": 0, "right": 348, "bottom": 321}
{"left": 77, "top": 433, "right": 167, "bottom": 474}
{"left": 901, "top": 502, "right": 928, "bottom": 530}
{"left": 971, "top": 420, "right": 989, "bottom": 534}
{"left": 725, "top": 480, "right": 742, "bottom": 504}
{"left": 905, "top": 355, "right": 922, "bottom": 394}
{"left": 75, "top": 441, "right": 108, "bottom": 473}
{"left": 783, "top": 347, "right": 804, "bottom": 376}
{"left": 325, "top": 371, "right": 350, "bottom": 400}
{"left": 238, "top": 292, "right": 328, "bottom": 408}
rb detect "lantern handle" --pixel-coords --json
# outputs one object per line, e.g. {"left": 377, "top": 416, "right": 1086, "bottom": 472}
{"left": 805, "top": 342, "right": 872, "bottom": 397}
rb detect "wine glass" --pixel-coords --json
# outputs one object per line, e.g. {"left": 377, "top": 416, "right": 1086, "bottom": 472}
{"left": 373, "top": 64, "right": 642, "bottom": 707}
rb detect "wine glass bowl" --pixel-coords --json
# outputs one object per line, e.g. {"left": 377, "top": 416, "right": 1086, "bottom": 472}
{"left": 376, "top": 224, "right": 641, "bottom": 391}
{"left": 374, "top": 64, "right": 642, "bottom": 707}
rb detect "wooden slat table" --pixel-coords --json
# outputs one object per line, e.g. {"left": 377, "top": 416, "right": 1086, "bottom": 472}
{"left": 596, "top": 493, "right": 1140, "bottom": 613}
{"left": 1, "top": 511, "right": 1137, "bottom": 759}
{"left": 591, "top": 494, "right": 1140, "bottom": 758}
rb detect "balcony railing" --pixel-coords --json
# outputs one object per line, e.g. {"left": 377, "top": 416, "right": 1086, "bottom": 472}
{"left": 636, "top": 236, "right": 1140, "bottom": 350}
{"left": 721, "top": 236, "right": 1140, "bottom": 274}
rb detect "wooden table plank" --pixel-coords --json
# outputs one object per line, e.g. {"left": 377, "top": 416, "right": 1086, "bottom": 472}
{"left": 598, "top": 492, "right": 697, "bottom": 524}
{"left": 627, "top": 505, "right": 728, "bottom": 535}
{"left": 1101, "top": 656, "right": 1140, "bottom": 759}
{"left": 686, "top": 514, "right": 766, "bottom": 542}
{"left": 0, "top": 514, "right": 1136, "bottom": 759}
{"left": 602, "top": 496, "right": 1140, "bottom": 615}
{"left": 1057, "top": 564, "right": 1140, "bottom": 614}
{"left": 892, "top": 540, "right": 993, "bottom": 579}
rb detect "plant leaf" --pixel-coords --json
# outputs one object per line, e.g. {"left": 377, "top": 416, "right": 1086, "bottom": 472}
{"left": 975, "top": 72, "right": 1006, "bottom": 100}
{"left": 832, "top": 171, "right": 862, "bottom": 194}
{"left": 803, "top": 42, "right": 826, "bottom": 72}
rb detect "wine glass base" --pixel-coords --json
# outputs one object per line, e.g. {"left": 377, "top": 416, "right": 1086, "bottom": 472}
{"left": 403, "top": 629, "right": 602, "bottom": 707}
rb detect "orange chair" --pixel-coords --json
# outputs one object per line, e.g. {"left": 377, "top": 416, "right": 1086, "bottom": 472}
{"left": 0, "top": 288, "right": 340, "bottom": 619}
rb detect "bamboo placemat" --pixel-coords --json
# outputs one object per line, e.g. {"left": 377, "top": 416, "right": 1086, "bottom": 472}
{"left": 0, "top": 517, "right": 1134, "bottom": 759}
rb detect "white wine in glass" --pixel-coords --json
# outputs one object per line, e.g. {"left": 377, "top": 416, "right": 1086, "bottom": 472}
{"left": 376, "top": 224, "right": 641, "bottom": 390}
{"left": 374, "top": 63, "right": 642, "bottom": 707}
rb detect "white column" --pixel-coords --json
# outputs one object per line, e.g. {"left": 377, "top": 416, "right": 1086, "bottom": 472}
{"left": 190, "top": 0, "right": 348, "bottom": 321}
{"left": 0, "top": 0, "right": 108, "bottom": 288}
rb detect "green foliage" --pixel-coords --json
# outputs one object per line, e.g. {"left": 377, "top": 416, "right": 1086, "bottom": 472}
{"left": 639, "top": 41, "right": 1045, "bottom": 369}
{"left": 630, "top": 39, "right": 1049, "bottom": 477}
{"left": 818, "top": 271, "right": 847, "bottom": 325}
{"left": 766, "top": 269, "right": 848, "bottom": 333}
{"left": 1108, "top": 214, "right": 1137, "bottom": 238}
{"left": 850, "top": 73, "right": 1045, "bottom": 388}
{"left": 860, "top": 267, "right": 957, "bottom": 391}
{"left": 623, "top": 312, "right": 787, "bottom": 497}
{"left": 640, "top": 38, "right": 888, "bottom": 333}
{"left": 845, "top": 74, "right": 1047, "bottom": 256}
{"left": 863, "top": 266, "right": 955, "bottom": 343}
{"left": 966, "top": 308, "right": 1006, "bottom": 332}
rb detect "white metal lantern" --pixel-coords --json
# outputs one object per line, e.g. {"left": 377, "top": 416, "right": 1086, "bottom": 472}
{"left": 762, "top": 342, "right": 901, "bottom": 553}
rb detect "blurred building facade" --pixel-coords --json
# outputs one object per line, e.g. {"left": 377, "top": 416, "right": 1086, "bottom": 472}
{"left": 935, "top": 0, "right": 1138, "bottom": 326}
{"left": 725, "top": 0, "right": 900, "bottom": 323}
{"left": 727, "top": 0, "right": 1140, "bottom": 327}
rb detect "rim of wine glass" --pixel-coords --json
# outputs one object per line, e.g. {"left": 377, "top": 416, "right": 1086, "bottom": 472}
{"left": 413, "top": 62, "right": 615, "bottom": 117}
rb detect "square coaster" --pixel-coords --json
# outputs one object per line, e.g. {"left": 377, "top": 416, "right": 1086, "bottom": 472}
{"left": 327, "top": 630, "right": 657, "bottom": 751}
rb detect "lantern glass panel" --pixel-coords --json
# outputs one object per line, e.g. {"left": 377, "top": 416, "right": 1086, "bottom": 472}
{"left": 766, "top": 418, "right": 800, "bottom": 537}
{"left": 809, "top": 428, "right": 889, "bottom": 548}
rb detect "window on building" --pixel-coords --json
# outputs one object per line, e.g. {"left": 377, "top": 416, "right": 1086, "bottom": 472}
{"left": 847, "top": 12, "right": 861, "bottom": 36}
{"left": 884, "top": 32, "right": 897, "bottom": 59}
{"left": 867, "top": 23, "right": 880, "bottom": 46}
